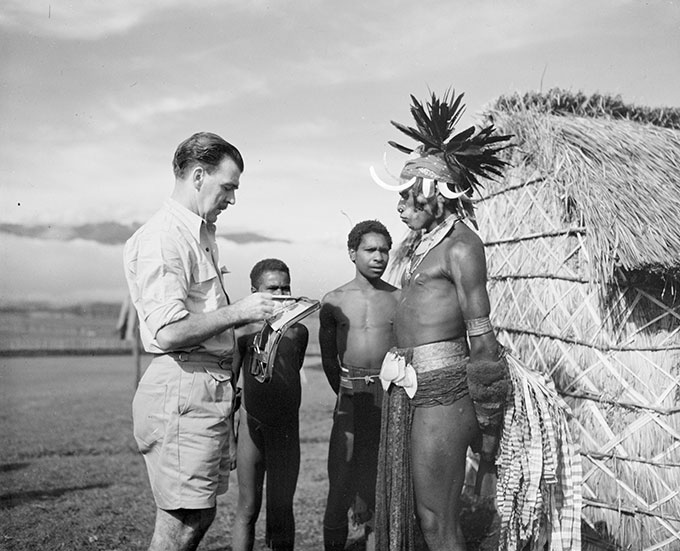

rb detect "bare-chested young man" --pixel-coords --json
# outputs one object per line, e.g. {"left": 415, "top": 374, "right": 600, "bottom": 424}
{"left": 320, "top": 220, "right": 400, "bottom": 551}
{"left": 370, "top": 91, "right": 512, "bottom": 551}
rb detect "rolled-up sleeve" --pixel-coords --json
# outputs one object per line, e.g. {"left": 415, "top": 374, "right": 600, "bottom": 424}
{"left": 124, "top": 200, "right": 233, "bottom": 355}
{"left": 130, "top": 231, "right": 190, "bottom": 338}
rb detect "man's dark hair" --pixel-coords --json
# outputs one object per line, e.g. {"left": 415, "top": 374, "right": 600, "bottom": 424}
{"left": 250, "top": 258, "right": 290, "bottom": 288}
{"left": 173, "top": 132, "right": 244, "bottom": 178}
{"left": 347, "top": 220, "right": 392, "bottom": 251}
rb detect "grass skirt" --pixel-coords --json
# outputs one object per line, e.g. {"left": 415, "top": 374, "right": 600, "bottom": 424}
{"left": 495, "top": 350, "right": 582, "bottom": 551}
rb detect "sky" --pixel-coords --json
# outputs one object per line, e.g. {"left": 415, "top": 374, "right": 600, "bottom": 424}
{"left": 1, "top": 0, "right": 679, "bottom": 305}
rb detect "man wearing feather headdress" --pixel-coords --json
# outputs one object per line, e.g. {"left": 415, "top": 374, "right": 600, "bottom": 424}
{"left": 370, "top": 91, "right": 512, "bottom": 551}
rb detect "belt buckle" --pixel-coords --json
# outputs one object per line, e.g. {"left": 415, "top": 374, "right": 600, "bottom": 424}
{"left": 177, "top": 352, "right": 188, "bottom": 362}
{"left": 217, "top": 357, "right": 231, "bottom": 370}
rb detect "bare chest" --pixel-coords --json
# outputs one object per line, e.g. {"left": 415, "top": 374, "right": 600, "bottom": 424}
{"left": 336, "top": 295, "right": 397, "bottom": 333}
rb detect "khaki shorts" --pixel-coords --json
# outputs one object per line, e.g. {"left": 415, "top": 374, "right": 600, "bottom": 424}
{"left": 132, "top": 354, "right": 234, "bottom": 510}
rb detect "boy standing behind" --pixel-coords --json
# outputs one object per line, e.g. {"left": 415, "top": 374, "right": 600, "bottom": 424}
{"left": 232, "top": 259, "right": 309, "bottom": 551}
{"left": 320, "top": 220, "right": 400, "bottom": 551}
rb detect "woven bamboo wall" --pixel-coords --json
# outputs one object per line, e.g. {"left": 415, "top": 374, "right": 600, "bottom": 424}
{"left": 477, "top": 173, "right": 680, "bottom": 550}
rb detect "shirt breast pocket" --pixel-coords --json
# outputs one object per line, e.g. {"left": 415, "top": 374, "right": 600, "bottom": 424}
{"left": 190, "top": 259, "right": 220, "bottom": 302}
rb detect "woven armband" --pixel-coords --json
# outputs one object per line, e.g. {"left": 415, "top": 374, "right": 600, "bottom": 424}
{"left": 465, "top": 317, "right": 494, "bottom": 337}
{"left": 466, "top": 355, "right": 510, "bottom": 434}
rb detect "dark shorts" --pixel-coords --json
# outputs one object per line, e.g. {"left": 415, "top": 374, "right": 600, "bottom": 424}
{"left": 325, "top": 364, "right": 383, "bottom": 525}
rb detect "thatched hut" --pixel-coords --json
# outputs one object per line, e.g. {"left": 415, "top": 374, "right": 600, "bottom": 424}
{"left": 476, "top": 90, "right": 680, "bottom": 550}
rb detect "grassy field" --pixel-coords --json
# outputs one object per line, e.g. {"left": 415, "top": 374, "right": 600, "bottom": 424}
{"left": 0, "top": 305, "right": 610, "bottom": 550}
{"left": 0, "top": 353, "right": 503, "bottom": 551}
{"left": 0, "top": 354, "right": 337, "bottom": 551}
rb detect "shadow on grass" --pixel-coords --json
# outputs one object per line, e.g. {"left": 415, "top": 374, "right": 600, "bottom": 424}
{"left": 0, "top": 462, "right": 31, "bottom": 473}
{"left": 0, "top": 482, "right": 111, "bottom": 509}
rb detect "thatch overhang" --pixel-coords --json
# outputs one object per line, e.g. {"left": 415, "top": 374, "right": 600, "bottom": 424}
{"left": 475, "top": 92, "right": 680, "bottom": 550}
{"left": 484, "top": 109, "right": 680, "bottom": 290}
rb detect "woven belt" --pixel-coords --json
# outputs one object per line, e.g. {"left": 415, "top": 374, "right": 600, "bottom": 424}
{"left": 167, "top": 351, "right": 233, "bottom": 370}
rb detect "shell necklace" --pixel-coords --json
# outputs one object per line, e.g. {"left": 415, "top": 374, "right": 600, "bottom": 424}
{"left": 404, "top": 214, "right": 462, "bottom": 284}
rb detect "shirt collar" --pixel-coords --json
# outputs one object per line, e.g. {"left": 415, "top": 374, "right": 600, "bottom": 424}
{"left": 164, "top": 198, "right": 205, "bottom": 242}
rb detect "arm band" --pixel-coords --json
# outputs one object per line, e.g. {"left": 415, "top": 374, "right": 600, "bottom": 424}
{"left": 465, "top": 317, "right": 494, "bottom": 337}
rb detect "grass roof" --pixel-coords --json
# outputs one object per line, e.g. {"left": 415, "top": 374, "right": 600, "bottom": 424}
{"left": 485, "top": 95, "right": 680, "bottom": 284}
{"left": 492, "top": 88, "right": 680, "bottom": 130}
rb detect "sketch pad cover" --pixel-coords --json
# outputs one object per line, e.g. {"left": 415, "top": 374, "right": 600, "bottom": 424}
{"left": 249, "top": 297, "right": 320, "bottom": 383}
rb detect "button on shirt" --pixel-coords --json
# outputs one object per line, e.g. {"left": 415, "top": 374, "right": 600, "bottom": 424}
{"left": 123, "top": 198, "right": 234, "bottom": 356}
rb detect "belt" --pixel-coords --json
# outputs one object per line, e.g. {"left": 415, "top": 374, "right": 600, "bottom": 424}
{"left": 166, "top": 351, "right": 233, "bottom": 370}
{"left": 340, "top": 365, "right": 379, "bottom": 388}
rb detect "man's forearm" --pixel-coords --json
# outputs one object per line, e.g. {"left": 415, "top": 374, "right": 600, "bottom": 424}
{"left": 156, "top": 306, "right": 245, "bottom": 351}
{"left": 468, "top": 330, "right": 501, "bottom": 362}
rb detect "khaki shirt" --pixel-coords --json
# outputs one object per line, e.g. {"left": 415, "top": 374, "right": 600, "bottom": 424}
{"left": 123, "top": 198, "right": 234, "bottom": 355}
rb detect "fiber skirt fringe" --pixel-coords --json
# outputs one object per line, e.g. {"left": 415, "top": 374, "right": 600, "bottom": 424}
{"left": 496, "top": 350, "right": 582, "bottom": 551}
{"left": 374, "top": 384, "right": 418, "bottom": 551}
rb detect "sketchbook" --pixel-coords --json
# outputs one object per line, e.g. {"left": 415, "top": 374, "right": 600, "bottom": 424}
{"left": 249, "top": 297, "right": 320, "bottom": 383}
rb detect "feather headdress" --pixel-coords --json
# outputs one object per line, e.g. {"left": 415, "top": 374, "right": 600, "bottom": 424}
{"left": 371, "top": 89, "right": 512, "bottom": 222}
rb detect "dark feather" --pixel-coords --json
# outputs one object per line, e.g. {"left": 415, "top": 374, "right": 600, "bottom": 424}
{"left": 390, "top": 90, "right": 514, "bottom": 196}
{"left": 388, "top": 141, "right": 413, "bottom": 154}
{"left": 446, "top": 126, "right": 476, "bottom": 147}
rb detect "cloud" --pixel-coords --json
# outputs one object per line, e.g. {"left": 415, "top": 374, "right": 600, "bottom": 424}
{"left": 0, "top": 234, "right": 129, "bottom": 304}
{"left": 1, "top": 1, "right": 152, "bottom": 39}
{"left": 269, "top": 119, "right": 338, "bottom": 141}
{"left": 216, "top": 237, "right": 355, "bottom": 302}
{"left": 0, "top": 232, "right": 352, "bottom": 305}
{"left": 107, "top": 92, "right": 227, "bottom": 128}
{"left": 273, "top": 0, "right": 676, "bottom": 91}
{"left": 0, "top": 0, "right": 288, "bottom": 40}
{"left": 219, "top": 232, "right": 291, "bottom": 245}
{"left": 0, "top": 222, "right": 288, "bottom": 246}
{"left": 0, "top": 0, "right": 208, "bottom": 40}
{"left": 102, "top": 72, "right": 269, "bottom": 131}
{"left": 0, "top": 222, "right": 138, "bottom": 245}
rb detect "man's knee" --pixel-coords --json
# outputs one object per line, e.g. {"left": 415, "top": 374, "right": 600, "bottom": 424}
{"left": 416, "top": 505, "right": 438, "bottom": 534}
{"left": 188, "top": 508, "right": 215, "bottom": 526}
{"left": 416, "top": 502, "right": 465, "bottom": 549}
{"left": 236, "top": 485, "right": 263, "bottom": 525}
{"left": 182, "top": 507, "right": 216, "bottom": 537}
{"left": 151, "top": 507, "right": 216, "bottom": 551}
{"left": 235, "top": 502, "right": 259, "bottom": 526}
{"left": 416, "top": 503, "right": 452, "bottom": 539}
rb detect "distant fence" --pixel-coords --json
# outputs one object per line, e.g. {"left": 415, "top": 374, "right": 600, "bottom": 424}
{"left": 0, "top": 343, "right": 322, "bottom": 358}
{"left": 0, "top": 345, "right": 136, "bottom": 357}
{"left": 0, "top": 303, "right": 322, "bottom": 359}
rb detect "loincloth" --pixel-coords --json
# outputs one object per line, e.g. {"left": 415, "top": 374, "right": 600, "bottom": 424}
{"left": 380, "top": 338, "right": 469, "bottom": 407}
